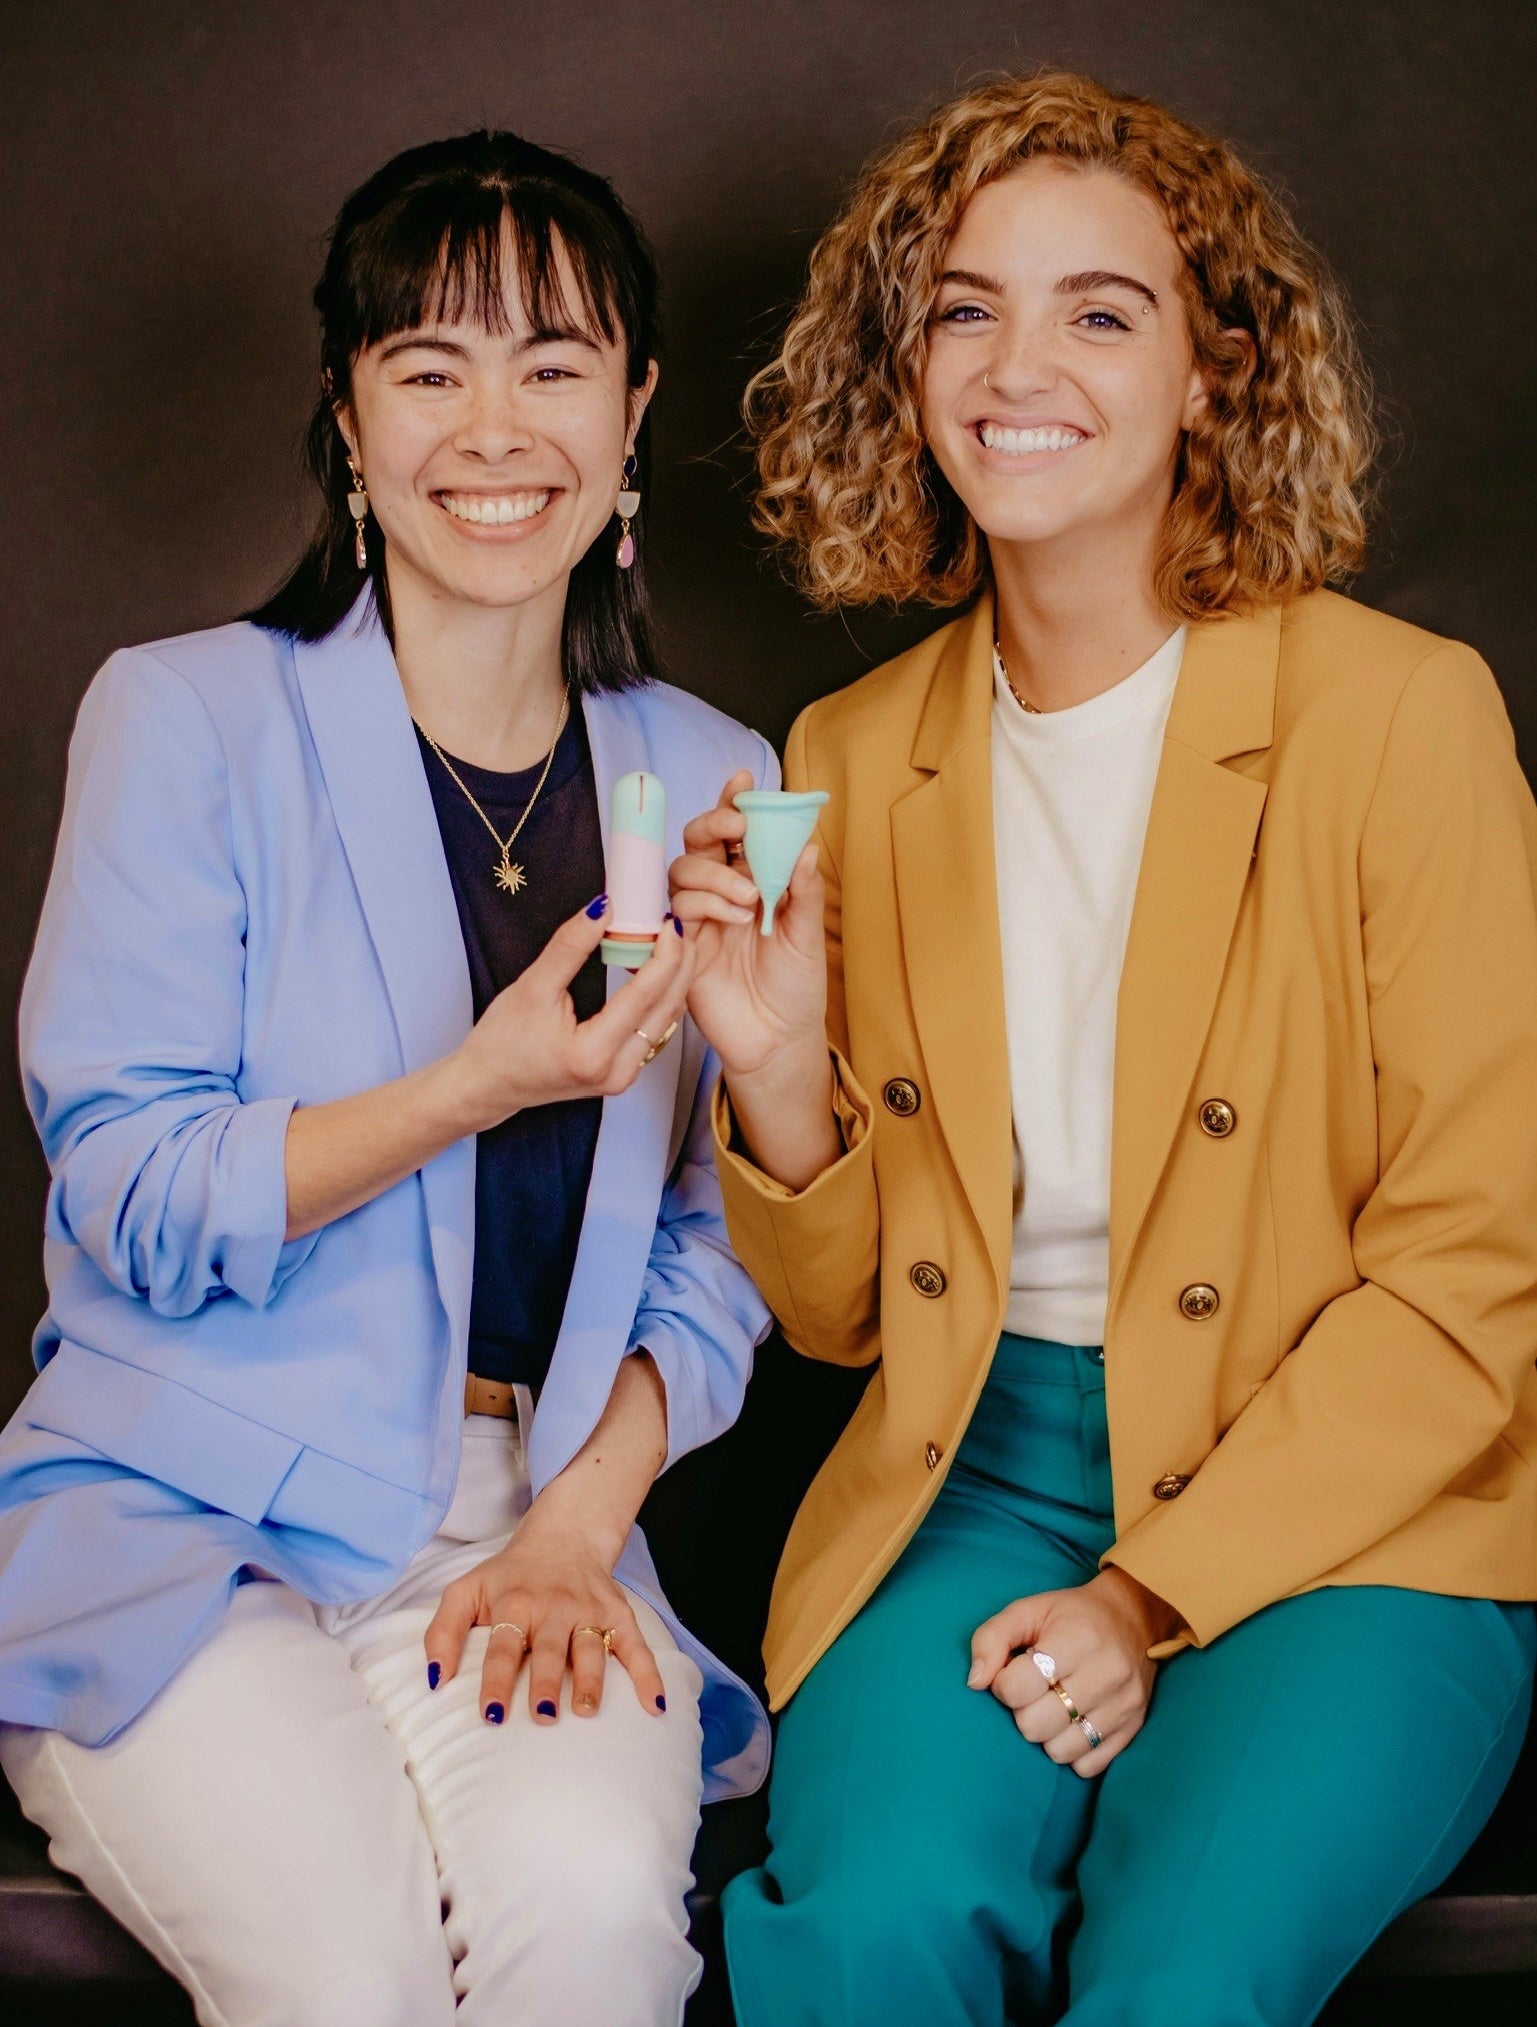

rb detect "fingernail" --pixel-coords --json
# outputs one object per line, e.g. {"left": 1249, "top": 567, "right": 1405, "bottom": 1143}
{"left": 537, "top": 1698, "right": 557, "bottom": 1719}
{"left": 655, "top": 1694, "right": 667, "bottom": 1713}
{"left": 672, "top": 914, "right": 685, "bottom": 937}
{"left": 484, "top": 1701, "right": 504, "bottom": 1725}
{"left": 966, "top": 1662, "right": 987, "bottom": 1689}
{"left": 586, "top": 894, "right": 609, "bottom": 920}
{"left": 427, "top": 1661, "right": 441, "bottom": 1691}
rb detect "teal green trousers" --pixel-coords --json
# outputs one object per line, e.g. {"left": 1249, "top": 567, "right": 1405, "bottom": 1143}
{"left": 723, "top": 1335, "right": 1535, "bottom": 2026}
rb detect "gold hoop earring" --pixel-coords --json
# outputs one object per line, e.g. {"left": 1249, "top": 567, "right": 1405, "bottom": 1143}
{"left": 345, "top": 457, "right": 369, "bottom": 570}
{"left": 616, "top": 452, "right": 640, "bottom": 569}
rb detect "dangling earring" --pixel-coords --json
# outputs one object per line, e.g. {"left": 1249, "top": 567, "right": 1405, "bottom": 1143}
{"left": 345, "top": 457, "right": 369, "bottom": 570}
{"left": 616, "top": 453, "right": 640, "bottom": 569}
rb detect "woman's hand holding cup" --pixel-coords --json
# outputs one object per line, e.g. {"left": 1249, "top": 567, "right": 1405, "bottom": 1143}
{"left": 671, "top": 771, "right": 842, "bottom": 1191}
{"left": 669, "top": 771, "right": 828, "bottom": 1074}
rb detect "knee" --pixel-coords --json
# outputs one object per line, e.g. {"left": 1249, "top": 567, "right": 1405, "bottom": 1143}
{"left": 528, "top": 1829, "right": 691, "bottom": 1954}
{"left": 1066, "top": 1966, "right": 1266, "bottom": 2027}
{"left": 280, "top": 1957, "right": 453, "bottom": 2027}
{"left": 738, "top": 1858, "right": 1003, "bottom": 1986}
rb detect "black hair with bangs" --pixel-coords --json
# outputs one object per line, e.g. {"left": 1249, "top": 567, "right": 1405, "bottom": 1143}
{"left": 247, "top": 130, "right": 661, "bottom": 693}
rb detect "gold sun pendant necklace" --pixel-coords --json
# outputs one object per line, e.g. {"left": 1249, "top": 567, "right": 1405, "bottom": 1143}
{"left": 418, "top": 688, "right": 571, "bottom": 897}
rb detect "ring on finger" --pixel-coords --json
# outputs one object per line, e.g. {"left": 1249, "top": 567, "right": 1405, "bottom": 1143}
{"left": 1027, "top": 1648, "right": 1060, "bottom": 1684}
{"left": 1077, "top": 1714, "right": 1105, "bottom": 1750}
{"left": 1049, "top": 1680, "right": 1085, "bottom": 1726}
{"left": 635, "top": 1020, "right": 679, "bottom": 1067}
{"left": 573, "top": 1624, "right": 615, "bottom": 1654}
{"left": 489, "top": 1621, "right": 528, "bottom": 1647}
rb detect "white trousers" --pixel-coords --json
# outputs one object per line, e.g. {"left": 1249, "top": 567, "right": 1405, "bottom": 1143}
{"left": 0, "top": 1413, "right": 706, "bottom": 2027}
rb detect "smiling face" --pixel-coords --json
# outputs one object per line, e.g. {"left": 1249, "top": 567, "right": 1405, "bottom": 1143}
{"left": 921, "top": 161, "right": 1209, "bottom": 567}
{"left": 338, "top": 234, "right": 655, "bottom": 621}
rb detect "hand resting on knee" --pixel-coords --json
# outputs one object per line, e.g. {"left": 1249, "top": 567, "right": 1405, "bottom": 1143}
{"left": 968, "top": 1568, "right": 1181, "bottom": 1777}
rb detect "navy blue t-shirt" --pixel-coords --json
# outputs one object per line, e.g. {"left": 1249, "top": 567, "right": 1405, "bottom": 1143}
{"left": 416, "top": 707, "right": 606, "bottom": 1392}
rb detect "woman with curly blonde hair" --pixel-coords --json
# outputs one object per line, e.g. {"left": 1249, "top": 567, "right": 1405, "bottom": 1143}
{"left": 670, "top": 68, "right": 1537, "bottom": 2025}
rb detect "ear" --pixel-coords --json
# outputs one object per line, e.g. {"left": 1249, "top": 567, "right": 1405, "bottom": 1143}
{"left": 331, "top": 396, "right": 361, "bottom": 467}
{"left": 626, "top": 358, "right": 661, "bottom": 445}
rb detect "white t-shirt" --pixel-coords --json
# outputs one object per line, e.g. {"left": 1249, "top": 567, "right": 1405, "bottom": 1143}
{"left": 991, "top": 628, "right": 1186, "bottom": 1346}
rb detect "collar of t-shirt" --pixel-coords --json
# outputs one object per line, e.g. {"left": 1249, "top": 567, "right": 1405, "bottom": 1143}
{"left": 991, "top": 627, "right": 1186, "bottom": 746}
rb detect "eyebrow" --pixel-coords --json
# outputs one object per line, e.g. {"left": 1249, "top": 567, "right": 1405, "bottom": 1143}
{"left": 1056, "top": 269, "right": 1159, "bottom": 308}
{"left": 936, "top": 266, "right": 1160, "bottom": 308}
{"left": 377, "top": 325, "right": 601, "bottom": 363}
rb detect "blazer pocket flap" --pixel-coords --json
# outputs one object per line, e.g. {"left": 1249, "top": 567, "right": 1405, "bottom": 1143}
{"left": 24, "top": 1342, "right": 303, "bottom": 1525}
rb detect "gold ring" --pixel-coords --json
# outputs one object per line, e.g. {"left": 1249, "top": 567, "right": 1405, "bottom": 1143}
{"left": 1049, "top": 1680, "right": 1084, "bottom": 1725}
{"left": 635, "top": 1020, "right": 679, "bottom": 1066}
{"left": 574, "top": 1624, "right": 615, "bottom": 1654}
{"left": 489, "top": 1621, "right": 527, "bottom": 1647}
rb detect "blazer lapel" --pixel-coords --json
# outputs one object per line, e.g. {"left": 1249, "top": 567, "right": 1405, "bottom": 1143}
{"left": 890, "top": 597, "right": 1014, "bottom": 1298}
{"left": 1108, "top": 605, "right": 1280, "bottom": 1297}
{"left": 290, "top": 593, "right": 475, "bottom": 1348}
{"left": 290, "top": 592, "right": 474, "bottom": 1072}
{"left": 529, "top": 686, "right": 686, "bottom": 1487}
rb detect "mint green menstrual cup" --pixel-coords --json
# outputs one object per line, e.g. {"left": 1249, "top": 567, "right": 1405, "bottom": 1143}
{"left": 732, "top": 789, "right": 830, "bottom": 935}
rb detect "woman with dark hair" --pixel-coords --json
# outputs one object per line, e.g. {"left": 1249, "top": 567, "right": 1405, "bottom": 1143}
{"left": 672, "top": 72, "right": 1537, "bottom": 2024}
{"left": 0, "top": 130, "right": 773, "bottom": 2025}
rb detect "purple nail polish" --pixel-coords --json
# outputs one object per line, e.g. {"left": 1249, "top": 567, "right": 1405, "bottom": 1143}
{"left": 672, "top": 914, "right": 685, "bottom": 937}
{"left": 484, "top": 1701, "right": 504, "bottom": 1725}
{"left": 427, "top": 1661, "right": 441, "bottom": 1691}
{"left": 537, "top": 1698, "right": 558, "bottom": 1719}
{"left": 655, "top": 1694, "right": 667, "bottom": 1713}
{"left": 585, "top": 893, "right": 609, "bottom": 920}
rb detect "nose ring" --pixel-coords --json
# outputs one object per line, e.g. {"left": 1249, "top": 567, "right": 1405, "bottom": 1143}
{"left": 984, "top": 371, "right": 994, "bottom": 391}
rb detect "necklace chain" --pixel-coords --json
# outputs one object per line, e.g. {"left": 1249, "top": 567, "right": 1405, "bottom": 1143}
{"left": 417, "top": 689, "right": 571, "bottom": 897}
{"left": 993, "top": 638, "right": 1041, "bottom": 715}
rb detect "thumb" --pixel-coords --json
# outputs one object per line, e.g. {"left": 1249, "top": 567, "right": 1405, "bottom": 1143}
{"left": 968, "top": 1593, "right": 1050, "bottom": 1691}
{"left": 717, "top": 767, "right": 755, "bottom": 812}
{"left": 524, "top": 893, "right": 612, "bottom": 998}
{"left": 778, "top": 841, "right": 825, "bottom": 949}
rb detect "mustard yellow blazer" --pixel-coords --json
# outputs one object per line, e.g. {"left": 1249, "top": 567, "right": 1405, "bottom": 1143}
{"left": 715, "top": 589, "right": 1537, "bottom": 1711}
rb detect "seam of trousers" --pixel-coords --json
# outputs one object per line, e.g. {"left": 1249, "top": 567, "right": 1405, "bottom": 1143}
{"left": 38, "top": 1730, "right": 229, "bottom": 2027}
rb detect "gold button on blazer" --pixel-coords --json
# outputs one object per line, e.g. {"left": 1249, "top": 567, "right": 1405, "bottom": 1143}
{"left": 714, "top": 589, "right": 1537, "bottom": 1711}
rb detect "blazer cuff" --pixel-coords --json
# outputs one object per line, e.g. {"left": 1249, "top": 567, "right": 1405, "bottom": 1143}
{"left": 219, "top": 1095, "right": 314, "bottom": 1309}
{"left": 710, "top": 1047, "right": 872, "bottom": 1201}
{"left": 628, "top": 1322, "right": 702, "bottom": 1473}
{"left": 1100, "top": 1523, "right": 1230, "bottom": 1654}
{"left": 710, "top": 1051, "right": 877, "bottom": 1353}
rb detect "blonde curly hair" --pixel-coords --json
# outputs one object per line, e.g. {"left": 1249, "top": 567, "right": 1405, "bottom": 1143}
{"left": 747, "top": 71, "right": 1376, "bottom": 617}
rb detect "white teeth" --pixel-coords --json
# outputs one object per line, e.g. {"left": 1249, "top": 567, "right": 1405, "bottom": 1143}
{"left": 978, "top": 423, "right": 1086, "bottom": 455}
{"left": 439, "top": 490, "right": 551, "bottom": 525}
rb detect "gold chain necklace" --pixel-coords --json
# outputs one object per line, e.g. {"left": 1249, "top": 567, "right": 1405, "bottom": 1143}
{"left": 993, "top": 638, "right": 1041, "bottom": 714}
{"left": 417, "top": 689, "right": 571, "bottom": 897}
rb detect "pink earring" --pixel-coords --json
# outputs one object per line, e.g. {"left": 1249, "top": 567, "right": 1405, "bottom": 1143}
{"left": 345, "top": 457, "right": 369, "bottom": 570}
{"left": 616, "top": 453, "right": 640, "bottom": 569}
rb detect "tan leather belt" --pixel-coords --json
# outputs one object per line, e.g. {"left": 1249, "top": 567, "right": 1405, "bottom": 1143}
{"left": 464, "top": 1373, "right": 517, "bottom": 1419}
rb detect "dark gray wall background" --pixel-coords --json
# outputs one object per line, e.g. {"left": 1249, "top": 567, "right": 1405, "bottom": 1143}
{"left": 2, "top": 1, "right": 1533, "bottom": 1412}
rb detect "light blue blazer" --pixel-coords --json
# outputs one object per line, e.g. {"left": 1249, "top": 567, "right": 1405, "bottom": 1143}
{"left": 0, "top": 591, "right": 775, "bottom": 1800}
